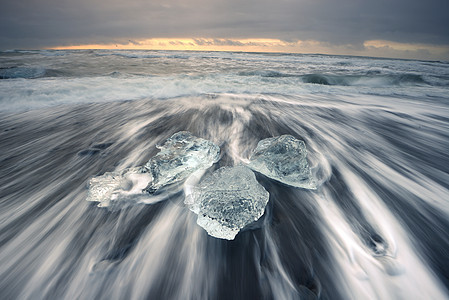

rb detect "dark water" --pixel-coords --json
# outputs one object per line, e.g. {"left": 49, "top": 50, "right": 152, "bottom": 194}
{"left": 1, "top": 93, "right": 448, "bottom": 299}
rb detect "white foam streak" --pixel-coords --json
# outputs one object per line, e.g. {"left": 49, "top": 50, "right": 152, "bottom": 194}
{"left": 255, "top": 228, "right": 300, "bottom": 299}
{"left": 316, "top": 167, "right": 448, "bottom": 300}
{"left": 121, "top": 204, "right": 213, "bottom": 300}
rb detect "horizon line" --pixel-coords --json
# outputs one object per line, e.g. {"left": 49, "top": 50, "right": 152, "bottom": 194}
{"left": 43, "top": 38, "right": 449, "bottom": 61}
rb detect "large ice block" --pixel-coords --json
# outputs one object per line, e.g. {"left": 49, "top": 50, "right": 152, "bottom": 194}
{"left": 247, "top": 135, "right": 316, "bottom": 189}
{"left": 186, "top": 165, "right": 269, "bottom": 240}
{"left": 143, "top": 131, "right": 220, "bottom": 193}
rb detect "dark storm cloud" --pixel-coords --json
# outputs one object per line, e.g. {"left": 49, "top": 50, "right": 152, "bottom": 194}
{"left": 1, "top": 0, "right": 448, "bottom": 49}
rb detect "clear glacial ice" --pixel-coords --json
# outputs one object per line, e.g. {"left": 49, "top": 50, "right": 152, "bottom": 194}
{"left": 86, "top": 132, "right": 317, "bottom": 238}
{"left": 86, "top": 167, "right": 151, "bottom": 207}
{"left": 144, "top": 131, "right": 220, "bottom": 193}
{"left": 86, "top": 131, "right": 220, "bottom": 207}
{"left": 185, "top": 166, "right": 270, "bottom": 240}
{"left": 247, "top": 135, "right": 316, "bottom": 189}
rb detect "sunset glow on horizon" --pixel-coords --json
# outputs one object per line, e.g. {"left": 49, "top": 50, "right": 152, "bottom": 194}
{"left": 49, "top": 38, "right": 449, "bottom": 60}
{"left": 50, "top": 38, "right": 290, "bottom": 52}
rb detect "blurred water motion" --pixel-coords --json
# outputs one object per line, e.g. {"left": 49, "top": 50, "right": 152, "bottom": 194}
{"left": 1, "top": 94, "right": 448, "bottom": 299}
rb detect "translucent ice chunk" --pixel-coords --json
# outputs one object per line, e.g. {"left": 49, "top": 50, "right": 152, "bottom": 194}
{"left": 186, "top": 166, "right": 269, "bottom": 240}
{"left": 86, "top": 167, "right": 152, "bottom": 207}
{"left": 247, "top": 135, "right": 316, "bottom": 189}
{"left": 143, "top": 131, "right": 220, "bottom": 193}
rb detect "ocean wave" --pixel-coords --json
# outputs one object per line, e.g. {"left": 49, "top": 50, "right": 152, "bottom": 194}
{"left": 94, "top": 51, "right": 162, "bottom": 59}
{"left": 301, "top": 73, "right": 429, "bottom": 87}
{"left": 1, "top": 50, "right": 448, "bottom": 112}
{"left": 39, "top": 50, "right": 68, "bottom": 57}
{"left": 302, "top": 74, "right": 333, "bottom": 85}
{"left": 236, "top": 68, "right": 436, "bottom": 87}
{"left": 0, "top": 66, "right": 47, "bottom": 79}
{"left": 237, "top": 70, "right": 296, "bottom": 78}
{"left": 94, "top": 50, "right": 192, "bottom": 60}
{"left": 0, "top": 66, "right": 73, "bottom": 79}
{"left": 1, "top": 50, "right": 38, "bottom": 55}
{"left": 1, "top": 75, "right": 447, "bottom": 113}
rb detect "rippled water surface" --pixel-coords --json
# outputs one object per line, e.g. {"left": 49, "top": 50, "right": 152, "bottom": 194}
{"left": 1, "top": 50, "right": 449, "bottom": 299}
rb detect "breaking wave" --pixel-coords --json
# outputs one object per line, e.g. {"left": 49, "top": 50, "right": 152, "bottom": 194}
{"left": 237, "top": 70, "right": 296, "bottom": 78}
{"left": 301, "top": 73, "right": 428, "bottom": 86}
{"left": 0, "top": 66, "right": 47, "bottom": 79}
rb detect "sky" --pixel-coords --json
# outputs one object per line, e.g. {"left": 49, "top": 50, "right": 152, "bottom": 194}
{"left": 1, "top": 0, "right": 449, "bottom": 60}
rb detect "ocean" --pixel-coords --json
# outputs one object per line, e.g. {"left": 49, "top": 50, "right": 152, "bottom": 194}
{"left": 1, "top": 49, "right": 449, "bottom": 299}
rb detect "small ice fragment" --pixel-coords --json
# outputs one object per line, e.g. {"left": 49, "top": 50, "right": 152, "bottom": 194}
{"left": 186, "top": 166, "right": 269, "bottom": 240}
{"left": 143, "top": 131, "right": 220, "bottom": 193}
{"left": 86, "top": 167, "right": 151, "bottom": 207}
{"left": 247, "top": 135, "right": 316, "bottom": 189}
